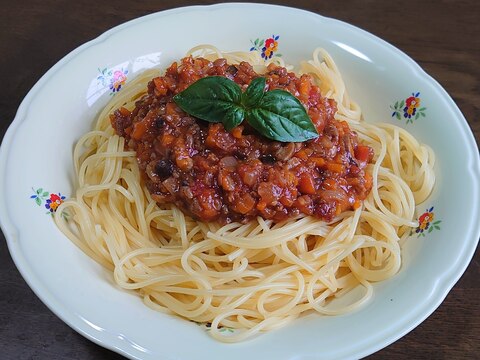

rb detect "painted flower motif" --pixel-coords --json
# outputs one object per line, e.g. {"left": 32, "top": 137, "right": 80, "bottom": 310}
{"left": 403, "top": 94, "right": 421, "bottom": 118}
{"left": 406, "top": 95, "right": 420, "bottom": 109}
{"left": 250, "top": 35, "right": 281, "bottom": 58}
{"left": 262, "top": 35, "right": 279, "bottom": 59}
{"left": 30, "top": 188, "right": 49, "bottom": 206}
{"left": 109, "top": 69, "right": 128, "bottom": 93}
{"left": 31, "top": 187, "right": 69, "bottom": 217}
{"left": 390, "top": 92, "right": 426, "bottom": 124}
{"left": 97, "top": 67, "right": 112, "bottom": 87}
{"left": 418, "top": 209, "right": 434, "bottom": 230}
{"left": 415, "top": 206, "right": 441, "bottom": 237}
{"left": 97, "top": 67, "right": 129, "bottom": 95}
{"left": 45, "top": 193, "right": 66, "bottom": 213}
{"left": 403, "top": 105, "right": 417, "bottom": 118}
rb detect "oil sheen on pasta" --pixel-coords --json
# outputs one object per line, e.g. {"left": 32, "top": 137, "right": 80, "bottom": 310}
{"left": 111, "top": 57, "right": 374, "bottom": 223}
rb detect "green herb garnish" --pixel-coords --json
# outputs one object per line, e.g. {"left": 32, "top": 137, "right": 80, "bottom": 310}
{"left": 173, "top": 76, "right": 318, "bottom": 142}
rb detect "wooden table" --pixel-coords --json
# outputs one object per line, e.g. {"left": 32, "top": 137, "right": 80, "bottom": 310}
{"left": 1, "top": 1, "right": 479, "bottom": 359}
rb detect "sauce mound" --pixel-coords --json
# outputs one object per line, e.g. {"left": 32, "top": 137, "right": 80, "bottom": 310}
{"left": 111, "top": 57, "right": 373, "bottom": 223}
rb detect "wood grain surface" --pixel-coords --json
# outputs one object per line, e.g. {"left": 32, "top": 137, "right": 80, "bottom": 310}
{"left": 1, "top": 1, "right": 479, "bottom": 359}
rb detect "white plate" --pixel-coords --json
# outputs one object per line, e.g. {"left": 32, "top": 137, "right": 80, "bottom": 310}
{"left": 1, "top": 4, "right": 479, "bottom": 360}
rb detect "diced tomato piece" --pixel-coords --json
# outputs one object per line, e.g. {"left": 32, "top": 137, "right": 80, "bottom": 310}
{"left": 355, "top": 145, "right": 372, "bottom": 163}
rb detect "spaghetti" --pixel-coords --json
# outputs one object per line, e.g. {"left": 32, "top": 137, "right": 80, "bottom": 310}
{"left": 55, "top": 46, "right": 435, "bottom": 342}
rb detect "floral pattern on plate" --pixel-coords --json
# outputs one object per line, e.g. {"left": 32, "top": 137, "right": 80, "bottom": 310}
{"left": 250, "top": 35, "right": 281, "bottom": 59}
{"left": 30, "top": 187, "right": 66, "bottom": 216}
{"left": 97, "top": 67, "right": 129, "bottom": 94}
{"left": 391, "top": 92, "right": 427, "bottom": 124}
{"left": 415, "top": 206, "right": 441, "bottom": 237}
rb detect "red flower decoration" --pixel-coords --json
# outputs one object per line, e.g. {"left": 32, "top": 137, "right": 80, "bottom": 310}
{"left": 391, "top": 92, "right": 426, "bottom": 124}
{"left": 45, "top": 193, "right": 66, "bottom": 212}
{"left": 415, "top": 206, "right": 441, "bottom": 236}
{"left": 110, "top": 69, "right": 128, "bottom": 93}
{"left": 261, "top": 35, "right": 280, "bottom": 59}
{"left": 265, "top": 38, "right": 275, "bottom": 48}
{"left": 405, "top": 96, "right": 420, "bottom": 109}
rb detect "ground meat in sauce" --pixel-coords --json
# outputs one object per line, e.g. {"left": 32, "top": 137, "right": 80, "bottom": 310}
{"left": 110, "top": 56, "right": 374, "bottom": 224}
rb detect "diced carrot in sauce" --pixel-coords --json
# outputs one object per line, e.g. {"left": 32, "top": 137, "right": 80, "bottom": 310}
{"left": 353, "top": 199, "right": 362, "bottom": 210}
{"left": 298, "top": 75, "right": 312, "bottom": 101}
{"left": 295, "top": 149, "right": 308, "bottom": 160}
{"left": 256, "top": 201, "right": 267, "bottom": 211}
{"left": 234, "top": 193, "right": 256, "bottom": 214}
{"left": 165, "top": 102, "right": 178, "bottom": 115}
{"left": 231, "top": 126, "right": 243, "bottom": 139}
{"left": 298, "top": 173, "right": 316, "bottom": 195}
{"left": 118, "top": 107, "right": 131, "bottom": 116}
{"left": 326, "top": 163, "right": 344, "bottom": 173}
{"left": 162, "top": 133, "right": 174, "bottom": 145}
{"left": 153, "top": 77, "right": 168, "bottom": 96}
{"left": 311, "top": 157, "right": 325, "bottom": 167}
{"left": 323, "top": 178, "right": 337, "bottom": 190}
{"left": 131, "top": 112, "right": 156, "bottom": 140}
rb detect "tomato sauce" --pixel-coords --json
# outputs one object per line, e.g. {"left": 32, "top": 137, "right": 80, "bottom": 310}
{"left": 111, "top": 57, "right": 373, "bottom": 223}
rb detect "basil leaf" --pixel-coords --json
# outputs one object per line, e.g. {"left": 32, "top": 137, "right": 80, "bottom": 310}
{"left": 222, "top": 106, "right": 245, "bottom": 131}
{"left": 173, "top": 76, "right": 242, "bottom": 124}
{"left": 173, "top": 75, "right": 318, "bottom": 142}
{"left": 246, "top": 89, "right": 318, "bottom": 142}
{"left": 242, "top": 77, "right": 266, "bottom": 108}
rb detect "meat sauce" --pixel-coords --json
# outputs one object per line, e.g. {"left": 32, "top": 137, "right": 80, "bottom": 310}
{"left": 111, "top": 57, "right": 374, "bottom": 224}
